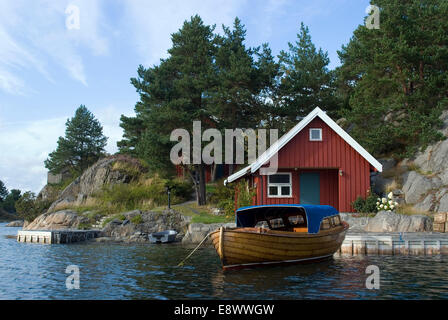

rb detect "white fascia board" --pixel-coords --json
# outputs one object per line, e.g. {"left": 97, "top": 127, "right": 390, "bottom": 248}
{"left": 224, "top": 164, "right": 252, "bottom": 185}
{"left": 224, "top": 107, "right": 382, "bottom": 186}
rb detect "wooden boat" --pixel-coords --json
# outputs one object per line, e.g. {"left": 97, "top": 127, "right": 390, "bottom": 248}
{"left": 149, "top": 230, "right": 177, "bottom": 243}
{"left": 211, "top": 204, "right": 348, "bottom": 270}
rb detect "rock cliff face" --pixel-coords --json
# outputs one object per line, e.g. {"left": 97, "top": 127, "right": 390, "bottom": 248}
{"left": 373, "top": 110, "right": 448, "bottom": 213}
{"left": 182, "top": 222, "right": 236, "bottom": 244}
{"left": 101, "top": 209, "right": 191, "bottom": 242}
{"left": 47, "top": 155, "right": 142, "bottom": 212}
{"left": 364, "top": 211, "right": 432, "bottom": 232}
{"left": 24, "top": 210, "right": 89, "bottom": 230}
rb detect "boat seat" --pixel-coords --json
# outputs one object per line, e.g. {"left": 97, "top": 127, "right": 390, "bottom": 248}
{"left": 293, "top": 227, "right": 308, "bottom": 233}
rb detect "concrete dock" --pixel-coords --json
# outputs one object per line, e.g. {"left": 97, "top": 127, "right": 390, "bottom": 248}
{"left": 338, "top": 232, "right": 448, "bottom": 255}
{"left": 17, "top": 230, "right": 101, "bottom": 244}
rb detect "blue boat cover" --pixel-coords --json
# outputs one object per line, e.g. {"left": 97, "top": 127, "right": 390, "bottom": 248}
{"left": 235, "top": 204, "right": 339, "bottom": 234}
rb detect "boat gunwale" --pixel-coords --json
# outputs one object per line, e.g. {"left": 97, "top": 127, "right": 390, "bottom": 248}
{"left": 210, "top": 221, "right": 349, "bottom": 239}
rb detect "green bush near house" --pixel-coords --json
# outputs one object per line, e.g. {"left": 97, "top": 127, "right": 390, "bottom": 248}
{"left": 208, "top": 179, "right": 254, "bottom": 216}
{"left": 352, "top": 192, "right": 378, "bottom": 214}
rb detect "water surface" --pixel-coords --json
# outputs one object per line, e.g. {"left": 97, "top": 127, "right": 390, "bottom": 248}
{"left": 1, "top": 223, "right": 447, "bottom": 300}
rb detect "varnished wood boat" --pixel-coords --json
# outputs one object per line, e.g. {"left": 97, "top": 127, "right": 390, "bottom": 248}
{"left": 211, "top": 204, "right": 348, "bottom": 270}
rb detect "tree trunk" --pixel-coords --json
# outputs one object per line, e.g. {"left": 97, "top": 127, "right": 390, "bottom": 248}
{"left": 197, "top": 163, "right": 207, "bottom": 205}
{"left": 211, "top": 163, "right": 217, "bottom": 182}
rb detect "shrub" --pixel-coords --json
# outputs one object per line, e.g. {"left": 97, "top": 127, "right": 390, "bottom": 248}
{"left": 209, "top": 180, "right": 255, "bottom": 216}
{"left": 376, "top": 192, "right": 399, "bottom": 212}
{"left": 15, "top": 192, "right": 51, "bottom": 222}
{"left": 130, "top": 214, "right": 143, "bottom": 225}
{"left": 352, "top": 191, "right": 379, "bottom": 213}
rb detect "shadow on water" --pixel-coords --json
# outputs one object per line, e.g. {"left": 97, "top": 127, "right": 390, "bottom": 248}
{"left": 1, "top": 224, "right": 448, "bottom": 300}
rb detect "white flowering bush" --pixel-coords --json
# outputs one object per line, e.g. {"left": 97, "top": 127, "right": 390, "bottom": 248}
{"left": 376, "top": 192, "right": 399, "bottom": 212}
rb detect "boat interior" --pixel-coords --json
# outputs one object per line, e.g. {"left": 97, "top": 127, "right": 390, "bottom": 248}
{"left": 236, "top": 206, "right": 343, "bottom": 234}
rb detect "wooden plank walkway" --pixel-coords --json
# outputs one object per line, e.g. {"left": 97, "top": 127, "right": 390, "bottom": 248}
{"left": 17, "top": 230, "right": 101, "bottom": 244}
{"left": 338, "top": 232, "right": 448, "bottom": 255}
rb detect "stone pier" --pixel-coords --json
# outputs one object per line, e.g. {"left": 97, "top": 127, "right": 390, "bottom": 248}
{"left": 338, "top": 232, "right": 448, "bottom": 255}
{"left": 17, "top": 230, "right": 101, "bottom": 244}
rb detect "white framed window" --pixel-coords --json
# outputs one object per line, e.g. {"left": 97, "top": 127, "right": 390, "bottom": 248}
{"left": 309, "top": 128, "right": 322, "bottom": 141}
{"left": 267, "top": 173, "right": 292, "bottom": 197}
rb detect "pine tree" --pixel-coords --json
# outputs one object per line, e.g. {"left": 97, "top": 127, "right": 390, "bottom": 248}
{"left": 45, "top": 105, "right": 108, "bottom": 174}
{"left": 337, "top": 0, "right": 448, "bottom": 157}
{"left": 277, "top": 23, "right": 339, "bottom": 129}
{"left": 0, "top": 180, "right": 8, "bottom": 202}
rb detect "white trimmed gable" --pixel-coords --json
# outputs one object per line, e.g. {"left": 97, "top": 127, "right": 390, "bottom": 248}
{"left": 225, "top": 107, "right": 382, "bottom": 185}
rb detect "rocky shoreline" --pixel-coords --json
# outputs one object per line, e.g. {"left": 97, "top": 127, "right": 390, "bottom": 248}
{"left": 6, "top": 208, "right": 437, "bottom": 245}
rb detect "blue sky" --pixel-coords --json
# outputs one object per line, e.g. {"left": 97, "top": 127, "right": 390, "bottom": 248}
{"left": 0, "top": 0, "right": 370, "bottom": 193}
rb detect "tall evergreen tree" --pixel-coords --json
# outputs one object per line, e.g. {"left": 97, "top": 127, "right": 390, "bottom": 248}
{"left": 276, "top": 23, "right": 339, "bottom": 130}
{"left": 123, "top": 15, "right": 217, "bottom": 205}
{"left": 117, "top": 16, "right": 279, "bottom": 203}
{"left": 0, "top": 180, "right": 8, "bottom": 202}
{"left": 45, "top": 105, "right": 108, "bottom": 174}
{"left": 2, "top": 189, "right": 21, "bottom": 213}
{"left": 337, "top": 0, "right": 448, "bottom": 157}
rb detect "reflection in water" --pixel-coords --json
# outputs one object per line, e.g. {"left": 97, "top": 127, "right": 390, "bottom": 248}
{"left": 1, "top": 224, "right": 448, "bottom": 300}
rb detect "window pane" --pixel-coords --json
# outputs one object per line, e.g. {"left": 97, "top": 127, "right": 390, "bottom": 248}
{"left": 270, "top": 218, "right": 285, "bottom": 228}
{"left": 320, "top": 218, "right": 331, "bottom": 230}
{"left": 310, "top": 129, "right": 321, "bottom": 140}
{"left": 288, "top": 215, "right": 305, "bottom": 225}
{"left": 332, "top": 216, "right": 341, "bottom": 226}
{"left": 269, "top": 174, "right": 290, "bottom": 184}
{"left": 269, "top": 186, "right": 278, "bottom": 196}
{"left": 281, "top": 186, "right": 290, "bottom": 196}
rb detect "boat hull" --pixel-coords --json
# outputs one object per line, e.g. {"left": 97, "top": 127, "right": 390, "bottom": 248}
{"left": 210, "top": 223, "right": 348, "bottom": 270}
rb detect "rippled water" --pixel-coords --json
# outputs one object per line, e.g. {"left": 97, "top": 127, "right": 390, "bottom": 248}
{"left": 1, "top": 223, "right": 448, "bottom": 300}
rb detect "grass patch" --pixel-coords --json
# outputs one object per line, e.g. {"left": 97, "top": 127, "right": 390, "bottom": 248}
{"left": 153, "top": 203, "right": 234, "bottom": 224}
{"left": 395, "top": 204, "right": 431, "bottom": 216}
{"left": 130, "top": 214, "right": 143, "bottom": 224}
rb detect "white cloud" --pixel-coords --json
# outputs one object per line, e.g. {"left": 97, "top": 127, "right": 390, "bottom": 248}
{"left": 0, "top": 117, "right": 66, "bottom": 193}
{"left": 121, "top": 0, "right": 247, "bottom": 66}
{"left": 0, "top": 105, "right": 132, "bottom": 193}
{"left": 0, "top": 0, "right": 110, "bottom": 93}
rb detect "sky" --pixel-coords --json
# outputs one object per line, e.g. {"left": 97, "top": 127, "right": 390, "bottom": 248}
{"left": 0, "top": 0, "right": 371, "bottom": 194}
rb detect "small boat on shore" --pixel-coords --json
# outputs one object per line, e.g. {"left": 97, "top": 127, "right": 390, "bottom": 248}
{"left": 210, "top": 204, "right": 348, "bottom": 270}
{"left": 149, "top": 230, "right": 178, "bottom": 243}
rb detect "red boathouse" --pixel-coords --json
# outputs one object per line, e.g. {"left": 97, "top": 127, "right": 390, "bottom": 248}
{"left": 224, "top": 107, "right": 383, "bottom": 212}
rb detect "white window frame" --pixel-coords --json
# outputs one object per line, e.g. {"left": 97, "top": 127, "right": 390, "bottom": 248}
{"left": 309, "top": 128, "right": 322, "bottom": 141}
{"left": 267, "top": 172, "right": 292, "bottom": 198}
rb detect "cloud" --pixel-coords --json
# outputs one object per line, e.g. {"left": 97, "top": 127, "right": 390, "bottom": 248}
{"left": 0, "top": 0, "right": 110, "bottom": 93}
{"left": 0, "top": 117, "right": 66, "bottom": 193}
{"left": 0, "top": 105, "right": 131, "bottom": 193}
{"left": 121, "top": 0, "right": 247, "bottom": 66}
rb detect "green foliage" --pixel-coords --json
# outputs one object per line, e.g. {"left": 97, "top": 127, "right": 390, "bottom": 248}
{"left": 276, "top": 23, "right": 340, "bottom": 129}
{"left": 130, "top": 214, "right": 143, "bottom": 225}
{"left": 0, "top": 180, "right": 8, "bottom": 202}
{"left": 352, "top": 192, "right": 379, "bottom": 213}
{"left": 94, "top": 175, "right": 192, "bottom": 214}
{"left": 337, "top": 0, "right": 448, "bottom": 158}
{"left": 15, "top": 192, "right": 51, "bottom": 222}
{"left": 1, "top": 189, "right": 21, "bottom": 213}
{"left": 209, "top": 179, "right": 254, "bottom": 216}
{"left": 45, "top": 105, "right": 108, "bottom": 175}
{"left": 117, "top": 16, "right": 278, "bottom": 205}
{"left": 77, "top": 222, "right": 92, "bottom": 230}
{"left": 111, "top": 155, "right": 149, "bottom": 180}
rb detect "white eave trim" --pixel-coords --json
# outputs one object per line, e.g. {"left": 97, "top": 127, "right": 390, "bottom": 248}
{"left": 224, "top": 107, "right": 383, "bottom": 185}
